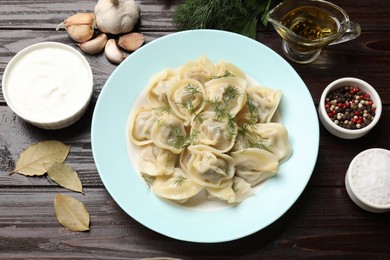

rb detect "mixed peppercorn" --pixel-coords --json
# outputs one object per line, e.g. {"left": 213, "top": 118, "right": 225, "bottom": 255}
{"left": 325, "top": 86, "right": 376, "bottom": 129}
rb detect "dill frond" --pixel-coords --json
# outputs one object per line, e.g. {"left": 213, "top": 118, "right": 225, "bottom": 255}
{"left": 174, "top": 175, "right": 187, "bottom": 186}
{"left": 223, "top": 85, "right": 241, "bottom": 105}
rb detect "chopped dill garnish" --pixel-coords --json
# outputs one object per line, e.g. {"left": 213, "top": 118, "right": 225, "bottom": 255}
{"left": 212, "top": 70, "right": 236, "bottom": 79}
{"left": 207, "top": 98, "right": 227, "bottom": 121}
{"left": 174, "top": 175, "right": 187, "bottom": 186}
{"left": 154, "top": 105, "right": 172, "bottom": 114}
{"left": 167, "top": 126, "right": 188, "bottom": 149}
{"left": 246, "top": 94, "right": 259, "bottom": 124}
{"left": 206, "top": 98, "right": 237, "bottom": 141}
{"left": 178, "top": 99, "right": 195, "bottom": 114}
{"left": 165, "top": 154, "right": 176, "bottom": 168}
{"left": 238, "top": 123, "right": 271, "bottom": 150}
{"left": 188, "top": 129, "right": 200, "bottom": 145}
{"left": 213, "top": 126, "right": 222, "bottom": 134}
{"left": 141, "top": 173, "right": 154, "bottom": 189}
{"left": 193, "top": 112, "right": 204, "bottom": 124}
{"left": 223, "top": 85, "right": 241, "bottom": 105}
{"left": 184, "top": 83, "right": 201, "bottom": 97}
{"left": 157, "top": 120, "right": 188, "bottom": 149}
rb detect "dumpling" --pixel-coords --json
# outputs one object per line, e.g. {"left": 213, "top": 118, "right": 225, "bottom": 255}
{"left": 204, "top": 76, "right": 247, "bottom": 117}
{"left": 179, "top": 56, "right": 217, "bottom": 84}
{"left": 167, "top": 79, "right": 206, "bottom": 126}
{"left": 151, "top": 113, "right": 188, "bottom": 154}
{"left": 232, "top": 176, "right": 254, "bottom": 203}
{"left": 231, "top": 148, "right": 278, "bottom": 186}
{"left": 190, "top": 111, "right": 237, "bottom": 153}
{"left": 146, "top": 69, "right": 179, "bottom": 108}
{"left": 179, "top": 147, "right": 191, "bottom": 172}
{"left": 250, "top": 123, "right": 292, "bottom": 163}
{"left": 215, "top": 61, "right": 247, "bottom": 80}
{"left": 206, "top": 176, "right": 254, "bottom": 203}
{"left": 246, "top": 85, "right": 282, "bottom": 123}
{"left": 128, "top": 106, "right": 159, "bottom": 146}
{"left": 152, "top": 167, "right": 203, "bottom": 204}
{"left": 206, "top": 183, "right": 235, "bottom": 203}
{"left": 235, "top": 93, "right": 260, "bottom": 126}
{"left": 139, "top": 144, "right": 178, "bottom": 176}
{"left": 187, "top": 145, "right": 235, "bottom": 188}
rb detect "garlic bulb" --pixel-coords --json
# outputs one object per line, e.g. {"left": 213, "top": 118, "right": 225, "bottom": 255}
{"left": 94, "top": 0, "right": 141, "bottom": 35}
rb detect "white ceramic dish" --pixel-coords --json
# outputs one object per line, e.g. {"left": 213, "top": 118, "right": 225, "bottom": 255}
{"left": 318, "top": 77, "right": 382, "bottom": 139}
{"left": 91, "top": 30, "right": 320, "bottom": 243}
{"left": 2, "top": 42, "right": 93, "bottom": 130}
{"left": 345, "top": 148, "right": 390, "bottom": 213}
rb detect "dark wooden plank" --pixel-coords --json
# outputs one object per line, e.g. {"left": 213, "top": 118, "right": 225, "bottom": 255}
{"left": 0, "top": 187, "right": 389, "bottom": 258}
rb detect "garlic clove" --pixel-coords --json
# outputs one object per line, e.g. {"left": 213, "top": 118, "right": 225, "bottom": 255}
{"left": 57, "top": 12, "right": 96, "bottom": 30}
{"left": 66, "top": 24, "right": 94, "bottom": 43}
{"left": 118, "top": 32, "right": 145, "bottom": 52}
{"left": 104, "top": 39, "right": 126, "bottom": 64}
{"left": 77, "top": 34, "right": 108, "bottom": 55}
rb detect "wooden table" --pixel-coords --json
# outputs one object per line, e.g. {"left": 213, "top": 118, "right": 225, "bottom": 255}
{"left": 1, "top": 0, "right": 390, "bottom": 258}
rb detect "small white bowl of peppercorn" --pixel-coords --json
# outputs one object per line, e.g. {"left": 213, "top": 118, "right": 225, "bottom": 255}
{"left": 318, "top": 77, "right": 382, "bottom": 139}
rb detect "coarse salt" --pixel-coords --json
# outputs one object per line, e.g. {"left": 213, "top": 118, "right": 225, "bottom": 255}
{"left": 350, "top": 149, "right": 390, "bottom": 205}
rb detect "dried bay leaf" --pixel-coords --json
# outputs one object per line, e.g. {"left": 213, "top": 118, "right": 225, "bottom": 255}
{"left": 46, "top": 162, "right": 83, "bottom": 194}
{"left": 54, "top": 193, "right": 90, "bottom": 231}
{"left": 10, "top": 140, "right": 70, "bottom": 176}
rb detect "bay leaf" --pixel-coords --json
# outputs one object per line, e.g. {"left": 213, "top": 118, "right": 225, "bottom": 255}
{"left": 54, "top": 193, "right": 90, "bottom": 231}
{"left": 10, "top": 140, "right": 70, "bottom": 176}
{"left": 46, "top": 162, "right": 83, "bottom": 193}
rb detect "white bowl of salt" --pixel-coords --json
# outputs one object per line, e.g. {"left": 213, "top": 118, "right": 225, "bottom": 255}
{"left": 345, "top": 148, "right": 390, "bottom": 213}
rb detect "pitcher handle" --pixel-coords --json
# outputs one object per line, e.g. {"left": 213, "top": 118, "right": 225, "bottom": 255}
{"left": 330, "top": 21, "right": 361, "bottom": 45}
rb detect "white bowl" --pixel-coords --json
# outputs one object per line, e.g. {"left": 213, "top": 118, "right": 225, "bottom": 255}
{"left": 345, "top": 148, "right": 390, "bottom": 213}
{"left": 318, "top": 77, "right": 382, "bottom": 139}
{"left": 2, "top": 42, "right": 93, "bottom": 130}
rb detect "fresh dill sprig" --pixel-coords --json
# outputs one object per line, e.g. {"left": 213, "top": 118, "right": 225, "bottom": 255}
{"left": 141, "top": 173, "right": 154, "bottom": 189}
{"left": 165, "top": 154, "right": 176, "bottom": 168}
{"left": 184, "top": 83, "right": 201, "bottom": 97}
{"left": 246, "top": 94, "right": 259, "bottom": 124}
{"left": 154, "top": 105, "right": 172, "bottom": 114}
{"left": 167, "top": 126, "right": 188, "bottom": 149}
{"left": 172, "top": 0, "right": 273, "bottom": 39}
{"left": 188, "top": 129, "right": 200, "bottom": 145}
{"left": 223, "top": 85, "right": 241, "bottom": 105}
{"left": 178, "top": 99, "right": 195, "bottom": 114}
{"left": 238, "top": 123, "right": 271, "bottom": 150}
{"left": 157, "top": 120, "right": 188, "bottom": 149}
{"left": 206, "top": 98, "right": 237, "bottom": 141}
{"left": 174, "top": 175, "right": 187, "bottom": 186}
{"left": 212, "top": 70, "right": 236, "bottom": 79}
{"left": 193, "top": 112, "right": 204, "bottom": 124}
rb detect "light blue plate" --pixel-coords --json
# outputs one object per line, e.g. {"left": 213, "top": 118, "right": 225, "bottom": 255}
{"left": 91, "top": 30, "right": 319, "bottom": 243}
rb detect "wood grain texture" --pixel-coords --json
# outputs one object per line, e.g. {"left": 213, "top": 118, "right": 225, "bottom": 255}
{"left": 0, "top": 187, "right": 389, "bottom": 259}
{"left": 0, "top": 0, "right": 390, "bottom": 258}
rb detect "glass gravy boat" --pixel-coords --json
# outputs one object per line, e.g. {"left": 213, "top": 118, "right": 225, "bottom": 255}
{"left": 267, "top": 0, "right": 361, "bottom": 64}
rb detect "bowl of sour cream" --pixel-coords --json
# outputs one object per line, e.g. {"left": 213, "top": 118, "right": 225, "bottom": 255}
{"left": 2, "top": 42, "right": 93, "bottom": 129}
{"left": 345, "top": 148, "right": 390, "bottom": 213}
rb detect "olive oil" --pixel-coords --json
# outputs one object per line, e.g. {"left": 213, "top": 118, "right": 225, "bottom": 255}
{"left": 280, "top": 6, "right": 338, "bottom": 40}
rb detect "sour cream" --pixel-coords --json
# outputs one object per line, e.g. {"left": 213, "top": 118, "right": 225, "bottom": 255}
{"left": 2, "top": 42, "right": 93, "bottom": 129}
